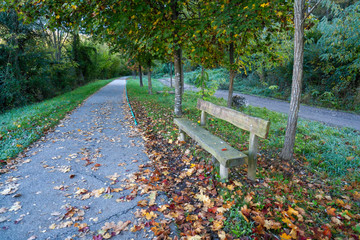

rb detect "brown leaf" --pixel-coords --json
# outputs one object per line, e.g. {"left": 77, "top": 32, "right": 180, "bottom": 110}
{"left": 149, "top": 191, "right": 157, "bottom": 206}
{"left": 326, "top": 207, "right": 336, "bottom": 216}
{"left": 331, "top": 217, "right": 343, "bottom": 226}
{"left": 252, "top": 215, "right": 265, "bottom": 226}
{"left": 264, "top": 220, "right": 282, "bottom": 230}
{"left": 137, "top": 200, "right": 148, "bottom": 207}
{"left": 113, "top": 220, "right": 131, "bottom": 234}
{"left": 241, "top": 205, "right": 251, "bottom": 217}
{"left": 211, "top": 220, "right": 224, "bottom": 231}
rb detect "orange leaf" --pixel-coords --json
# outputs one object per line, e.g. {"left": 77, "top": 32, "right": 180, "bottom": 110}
{"left": 280, "top": 233, "right": 292, "bottom": 240}
{"left": 326, "top": 207, "right": 336, "bottom": 216}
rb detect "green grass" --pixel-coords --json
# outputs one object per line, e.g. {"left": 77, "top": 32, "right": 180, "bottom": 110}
{"left": 0, "top": 79, "right": 112, "bottom": 162}
{"left": 127, "top": 78, "right": 360, "bottom": 182}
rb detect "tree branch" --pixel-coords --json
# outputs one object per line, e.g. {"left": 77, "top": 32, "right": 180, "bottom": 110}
{"left": 302, "top": 0, "right": 322, "bottom": 24}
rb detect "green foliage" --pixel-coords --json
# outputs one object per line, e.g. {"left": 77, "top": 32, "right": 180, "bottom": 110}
{"left": 0, "top": 79, "right": 112, "bottom": 162}
{"left": 0, "top": 10, "right": 129, "bottom": 111}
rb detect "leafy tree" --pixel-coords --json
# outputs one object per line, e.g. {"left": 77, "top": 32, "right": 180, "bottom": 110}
{"left": 280, "top": 0, "right": 322, "bottom": 161}
{"left": 207, "top": 0, "right": 293, "bottom": 107}
{"left": 317, "top": 1, "right": 360, "bottom": 102}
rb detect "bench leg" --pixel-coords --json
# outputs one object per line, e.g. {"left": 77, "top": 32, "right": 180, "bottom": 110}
{"left": 179, "top": 129, "right": 185, "bottom": 141}
{"left": 220, "top": 164, "right": 229, "bottom": 180}
{"left": 248, "top": 133, "right": 259, "bottom": 180}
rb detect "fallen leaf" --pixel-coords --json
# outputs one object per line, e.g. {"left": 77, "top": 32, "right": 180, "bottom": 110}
{"left": 145, "top": 211, "right": 157, "bottom": 220}
{"left": 0, "top": 207, "right": 7, "bottom": 214}
{"left": 264, "top": 219, "right": 282, "bottom": 230}
{"left": 218, "top": 231, "right": 226, "bottom": 240}
{"left": 326, "top": 207, "right": 336, "bottom": 216}
{"left": 0, "top": 216, "right": 9, "bottom": 223}
{"left": 137, "top": 200, "right": 148, "bottom": 207}
{"left": 331, "top": 217, "right": 343, "bottom": 226}
{"left": 211, "top": 220, "right": 224, "bottom": 231}
{"left": 280, "top": 233, "right": 292, "bottom": 240}
{"left": 252, "top": 215, "right": 265, "bottom": 226}
{"left": 9, "top": 201, "right": 21, "bottom": 212}
{"left": 49, "top": 223, "right": 57, "bottom": 230}
{"left": 241, "top": 205, "right": 251, "bottom": 217}
{"left": 149, "top": 191, "right": 157, "bottom": 206}
{"left": 92, "top": 188, "right": 105, "bottom": 197}
{"left": 113, "top": 220, "right": 131, "bottom": 234}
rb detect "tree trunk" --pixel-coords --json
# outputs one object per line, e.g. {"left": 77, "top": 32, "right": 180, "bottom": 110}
{"left": 280, "top": 0, "right": 305, "bottom": 161}
{"left": 174, "top": 48, "right": 182, "bottom": 117}
{"left": 180, "top": 48, "right": 184, "bottom": 96}
{"left": 172, "top": 0, "right": 182, "bottom": 117}
{"left": 201, "top": 66, "right": 205, "bottom": 99}
{"left": 139, "top": 64, "right": 143, "bottom": 87}
{"left": 170, "top": 62, "right": 173, "bottom": 88}
{"left": 227, "top": 41, "right": 235, "bottom": 108}
{"left": 147, "top": 60, "right": 152, "bottom": 95}
{"left": 72, "top": 29, "right": 84, "bottom": 85}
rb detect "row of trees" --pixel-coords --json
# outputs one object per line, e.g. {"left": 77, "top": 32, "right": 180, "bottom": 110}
{"left": 0, "top": 9, "right": 130, "bottom": 111}
{"left": 3, "top": 0, "right": 334, "bottom": 162}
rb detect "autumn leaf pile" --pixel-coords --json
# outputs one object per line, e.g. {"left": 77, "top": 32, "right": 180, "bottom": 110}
{"left": 127, "top": 96, "right": 360, "bottom": 240}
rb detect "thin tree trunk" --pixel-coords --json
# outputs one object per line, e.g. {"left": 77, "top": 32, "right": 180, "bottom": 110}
{"left": 139, "top": 64, "right": 143, "bottom": 87}
{"left": 280, "top": 0, "right": 305, "bottom": 161}
{"left": 72, "top": 29, "right": 84, "bottom": 85}
{"left": 172, "top": 0, "right": 182, "bottom": 117}
{"left": 170, "top": 62, "right": 173, "bottom": 88}
{"left": 201, "top": 66, "right": 205, "bottom": 99}
{"left": 174, "top": 48, "right": 182, "bottom": 117}
{"left": 147, "top": 60, "right": 152, "bottom": 95}
{"left": 180, "top": 48, "right": 184, "bottom": 96}
{"left": 227, "top": 41, "right": 235, "bottom": 108}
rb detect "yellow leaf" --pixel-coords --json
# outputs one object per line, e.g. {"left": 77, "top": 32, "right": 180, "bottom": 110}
{"left": 49, "top": 223, "right": 57, "bottom": 229}
{"left": 71, "top": 5, "right": 77, "bottom": 10}
{"left": 56, "top": 15, "right": 60, "bottom": 19}
{"left": 103, "top": 233, "right": 112, "bottom": 239}
{"left": 211, "top": 220, "right": 223, "bottom": 231}
{"left": 280, "top": 233, "right": 292, "bottom": 240}
{"left": 145, "top": 211, "right": 157, "bottom": 220}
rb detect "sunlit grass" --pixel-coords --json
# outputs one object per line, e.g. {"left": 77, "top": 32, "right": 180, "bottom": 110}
{"left": 0, "top": 79, "right": 112, "bottom": 162}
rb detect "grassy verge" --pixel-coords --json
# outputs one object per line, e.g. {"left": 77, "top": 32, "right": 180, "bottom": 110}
{"left": 127, "top": 78, "right": 360, "bottom": 239}
{"left": 0, "top": 79, "right": 112, "bottom": 163}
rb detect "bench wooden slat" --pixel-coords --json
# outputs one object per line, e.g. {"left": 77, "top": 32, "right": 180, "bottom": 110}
{"left": 197, "top": 99, "right": 270, "bottom": 139}
{"left": 174, "top": 118, "right": 248, "bottom": 168}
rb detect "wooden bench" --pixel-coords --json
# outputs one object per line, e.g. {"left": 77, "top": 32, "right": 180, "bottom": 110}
{"left": 174, "top": 99, "right": 270, "bottom": 180}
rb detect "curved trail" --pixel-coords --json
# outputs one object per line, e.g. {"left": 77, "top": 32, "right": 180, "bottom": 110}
{"left": 159, "top": 78, "right": 360, "bottom": 131}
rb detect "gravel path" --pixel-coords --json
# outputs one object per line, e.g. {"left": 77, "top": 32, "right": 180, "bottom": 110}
{"left": 0, "top": 78, "right": 161, "bottom": 239}
{"left": 159, "top": 78, "right": 360, "bottom": 131}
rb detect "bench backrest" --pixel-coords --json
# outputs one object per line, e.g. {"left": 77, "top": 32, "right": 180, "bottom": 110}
{"left": 197, "top": 99, "right": 270, "bottom": 139}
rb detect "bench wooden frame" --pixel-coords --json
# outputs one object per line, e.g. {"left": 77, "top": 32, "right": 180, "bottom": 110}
{"left": 174, "top": 99, "right": 270, "bottom": 180}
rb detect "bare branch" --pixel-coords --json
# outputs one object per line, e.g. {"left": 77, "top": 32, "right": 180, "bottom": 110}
{"left": 302, "top": 0, "right": 322, "bottom": 24}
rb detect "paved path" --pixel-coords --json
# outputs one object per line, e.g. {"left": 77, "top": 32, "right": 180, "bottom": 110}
{"left": 159, "top": 78, "right": 360, "bottom": 131}
{"left": 0, "top": 78, "right": 157, "bottom": 239}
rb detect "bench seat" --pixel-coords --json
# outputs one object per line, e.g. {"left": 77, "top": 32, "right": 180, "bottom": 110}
{"left": 174, "top": 118, "right": 248, "bottom": 168}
